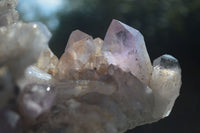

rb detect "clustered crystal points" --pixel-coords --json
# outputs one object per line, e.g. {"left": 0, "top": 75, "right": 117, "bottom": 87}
{"left": 0, "top": 0, "right": 182, "bottom": 133}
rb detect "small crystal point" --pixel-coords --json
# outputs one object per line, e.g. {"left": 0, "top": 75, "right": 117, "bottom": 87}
{"left": 150, "top": 54, "right": 182, "bottom": 118}
{"left": 153, "top": 54, "right": 180, "bottom": 69}
{"left": 65, "top": 30, "right": 93, "bottom": 51}
{"left": 58, "top": 35, "right": 95, "bottom": 79}
{"left": 58, "top": 30, "right": 108, "bottom": 80}
{"left": 102, "top": 19, "right": 152, "bottom": 85}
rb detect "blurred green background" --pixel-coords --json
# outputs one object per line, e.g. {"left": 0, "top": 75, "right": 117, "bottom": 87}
{"left": 17, "top": 0, "right": 200, "bottom": 133}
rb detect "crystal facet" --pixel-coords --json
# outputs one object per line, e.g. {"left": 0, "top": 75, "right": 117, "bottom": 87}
{"left": 102, "top": 19, "right": 152, "bottom": 85}
{"left": 58, "top": 30, "right": 108, "bottom": 80}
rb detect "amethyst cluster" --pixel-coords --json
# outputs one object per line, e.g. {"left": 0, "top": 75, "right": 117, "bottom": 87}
{"left": 0, "top": 0, "right": 181, "bottom": 133}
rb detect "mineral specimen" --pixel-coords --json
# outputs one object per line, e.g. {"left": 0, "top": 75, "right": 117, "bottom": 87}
{"left": 0, "top": 0, "right": 182, "bottom": 133}
{"left": 28, "top": 23, "right": 181, "bottom": 132}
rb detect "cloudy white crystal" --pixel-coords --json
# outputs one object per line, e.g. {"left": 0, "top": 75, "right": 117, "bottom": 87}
{"left": 150, "top": 54, "right": 182, "bottom": 118}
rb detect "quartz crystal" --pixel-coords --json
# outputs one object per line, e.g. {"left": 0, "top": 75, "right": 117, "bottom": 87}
{"left": 150, "top": 54, "right": 181, "bottom": 118}
{"left": 58, "top": 30, "right": 108, "bottom": 80}
{"left": 29, "top": 26, "right": 181, "bottom": 132}
{"left": 102, "top": 19, "right": 152, "bottom": 85}
{"left": 0, "top": 1, "right": 182, "bottom": 133}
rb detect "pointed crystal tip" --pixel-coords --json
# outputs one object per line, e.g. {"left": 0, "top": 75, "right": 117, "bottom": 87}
{"left": 65, "top": 30, "right": 92, "bottom": 51}
{"left": 102, "top": 19, "right": 152, "bottom": 85}
{"left": 153, "top": 54, "right": 180, "bottom": 69}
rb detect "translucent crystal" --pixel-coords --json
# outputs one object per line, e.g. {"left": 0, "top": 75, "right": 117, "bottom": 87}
{"left": 150, "top": 54, "right": 182, "bottom": 118}
{"left": 102, "top": 19, "right": 152, "bottom": 85}
{"left": 65, "top": 30, "right": 93, "bottom": 51}
{"left": 58, "top": 30, "right": 108, "bottom": 80}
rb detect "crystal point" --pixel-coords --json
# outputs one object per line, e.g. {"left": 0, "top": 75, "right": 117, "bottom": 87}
{"left": 102, "top": 19, "right": 152, "bottom": 85}
{"left": 58, "top": 31, "right": 108, "bottom": 80}
{"left": 65, "top": 30, "right": 93, "bottom": 51}
{"left": 150, "top": 54, "right": 181, "bottom": 118}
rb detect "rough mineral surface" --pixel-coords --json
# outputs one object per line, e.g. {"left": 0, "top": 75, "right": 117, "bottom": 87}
{"left": 0, "top": 1, "right": 182, "bottom": 133}
{"left": 0, "top": 22, "right": 51, "bottom": 80}
{"left": 0, "top": 0, "right": 53, "bottom": 130}
{"left": 19, "top": 84, "right": 55, "bottom": 120}
{"left": 0, "top": 0, "right": 18, "bottom": 26}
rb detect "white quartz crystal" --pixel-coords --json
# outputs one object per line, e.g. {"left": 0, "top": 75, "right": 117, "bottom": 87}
{"left": 150, "top": 54, "right": 182, "bottom": 118}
